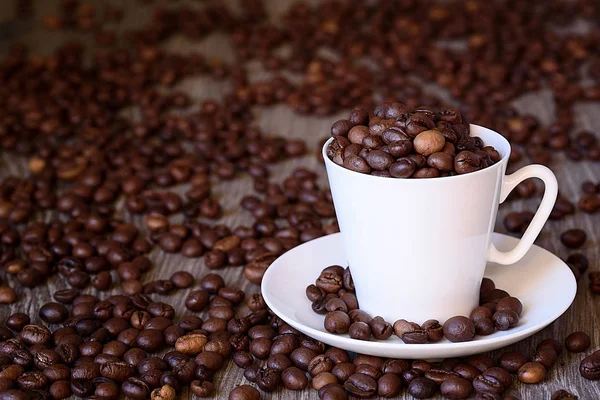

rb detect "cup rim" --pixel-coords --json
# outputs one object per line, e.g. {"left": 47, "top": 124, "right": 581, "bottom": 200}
{"left": 322, "top": 123, "right": 511, "bottom": 183}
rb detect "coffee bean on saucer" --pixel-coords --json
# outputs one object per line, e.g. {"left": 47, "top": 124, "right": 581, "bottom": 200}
{"left": 495, "top": 297, "right": 522, "bottom": 316}
{"left": 324, "top": 311, "right": 351, "bottom": 334}
{"left": 348, "top": 322, "right": 371, "bottom": 340}
{"left": 443, "top": 317, "right": 475, "bottom": 342}
{"left": 492, "top": 310, "right": 519, "bottom": 330}
{"left": 566, "top": 332, "right": 591, "bottom": 353}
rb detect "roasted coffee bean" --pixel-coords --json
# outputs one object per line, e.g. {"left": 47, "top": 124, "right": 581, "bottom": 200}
{"left": 440, "top": 376, "right": 472, "bottom": 399}
{"left": 228, "top": 384, "right": 261, "bottom": 400}
{"left": 175, "top": 333, "right": 208, "bottom": 355}
{"left": 467, "top": 355, "right": 495, "bottom": 373}
{"left": 256, "top": 367, "right": 280, "bottom": 392}
{"left": 407, "top": 377, "right": 437, "bottom": 398}
{"left": 443, "top": 317, "right": 475, "bottom": 342}
{"left": 324, "top": 311, "right": 350, "bottom": 334}
{"left": 551, "top": 389, "right": 578, "bottom": 400}
{"left": 518, "top": 362, "right": 546, "bottom": 383}
{"left": 492, "top": 310, "right": 519, "bottom": 330}
{"left": 6, "top": 313, "right": 30, "bottom": 331}
{"left": 537, "top": 338, "right": 563, "bottom": 355}
{"left": 498, "top": 351, "right": 529, "bottom": 373}
{"left": 560, "top": 229, "right": 587, "bottom": 248}
{"left": 369, "top": 317, "right": 393, "bottom": 340}
{"left": 284, "top": 346, "right": 315, "bottom": 373}
{"left": 344, "top": 373, "right": 377, "bottom": 398}
{"left": 566, "top": 332, "right": 591, "bottom": 353}
{"left": 533, "top": 348, "right": 559, "bottom": 369}
{"left": 121, "top": 377, "right": 150, "bottom": 400}
{"left": 495, "top": 297, "right": 522, "bottom": 316}
{"left": 376, "top": 373, "right": 402, "bottom": 397}
{"left": 473, "top": 367, "right": 512, "bottom": 394}
{"left": 190, "top": 380, "right": 214, "bottom": 397}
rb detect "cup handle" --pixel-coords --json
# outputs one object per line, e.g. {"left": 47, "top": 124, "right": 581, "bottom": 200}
{"left": 487, "top": 165, "right": 558, "bottom": 265}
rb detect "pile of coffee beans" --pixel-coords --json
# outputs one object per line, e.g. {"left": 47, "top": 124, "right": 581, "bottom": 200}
{"left": 0, "top": 0, "right": 597, "bottom": 398}
{"left": 326, "top": 103, "right": 501, "bottom": 178}
{"left": 307, "top": 266, "right": 522, "bottom": 343}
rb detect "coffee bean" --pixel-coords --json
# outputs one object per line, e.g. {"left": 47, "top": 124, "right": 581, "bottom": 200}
{"left": 256, "top": 367, "right": 280, "bottom": 392}
{"left": 537, "top": 338, "right": 563, "bottom": 355}
{"left": 498, "top": 351, "right": 530, "bottom": 373}
{"left": 190, "top": 380, "right": 214, "bottom": 397}
{"left": 407, "top": 377, "right": 437, "bottom": 398}
{"left": 121, "top": 377, "right": 150, "bottom": 400}
{"left": 324, "top": 311, "right": 351, "bottom": 334}
{"left": 443, "top": 316, "right": 475, "bottom": 342}
{"left": 170, "top": 271, "right": 194, "bottom": 288}
{"left": 440, "top": 376, "right": 472, "bottom": 399}
{"left": 185, "top": 290, "right": 209, "bottom": 312}
{"left": 566, "top": 332, "right": 591, "bottom": 353}
{"left": 495, "top": 297, "right": 523, "bottom": 316}
{"left": 228, "top": 384, "right": 260, "bottom": 400}
{"left": 348, "top": 322, "right": 371, "bottom": 340}
{"left": 175, "top": 333, "right": 208, "bottom": 355}
{"left": 344, "top": 373, "right": 377, "bottom": 398}
{"left": 6, "top": 313, "right": 30, "bottom": 331}
{"left": 39, "top": 302, "right": 69, "bottom": 324}
{"left": 492, "top": 310, "right": 519, "bottom": 330}
{"left": 319, "top": 383, "right": 348, "bottom": 400}
{"left": 151, "top": 385, "right": 176, "bottom": 400}
{"left": 560, "top": 229, "right": 587, "bottom": 248}
{"left": 552, "top": 389, "right": 578, "bottom": 400}
{"left": 518, "top": 362, "right": 546, "bottom": 383}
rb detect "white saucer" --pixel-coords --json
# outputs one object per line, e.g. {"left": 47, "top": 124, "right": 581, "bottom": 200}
{"left": 261, "top": 232, "right": 576, "bottom": 359}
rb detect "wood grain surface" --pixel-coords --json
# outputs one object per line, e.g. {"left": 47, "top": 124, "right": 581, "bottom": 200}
{"left": 0, "top": 1, "right": 599, "bottom": 399}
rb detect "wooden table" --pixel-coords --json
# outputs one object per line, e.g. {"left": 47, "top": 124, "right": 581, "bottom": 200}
{"left": 0, "top": 1, "right": 598, "bottom": 399}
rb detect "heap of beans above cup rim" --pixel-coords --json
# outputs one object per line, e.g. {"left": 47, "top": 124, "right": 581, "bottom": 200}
{"left": 327, "top": 103, "right": 501, "bottom": 178}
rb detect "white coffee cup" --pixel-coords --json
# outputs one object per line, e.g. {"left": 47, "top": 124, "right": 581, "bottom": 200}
{"left": 322, "top": 124, "right": 558, "bottom": 324}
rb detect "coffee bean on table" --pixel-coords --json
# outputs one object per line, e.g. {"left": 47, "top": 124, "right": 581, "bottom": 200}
{"left": 344, "top": 373, "right": 377, "bottom": 398}
{"left": 407, "top": 376, "right": 437, "bottom": 398}
{"left": 518, "top": 362, "right": 546, "bottom": 383}
{"left": 498, "top": 351, "right": 530, "bottom": 373}
{"left": 537, "top": 338, "right": 563, "bottom": 355}
{"left": 560, "top": 229, "right": 587, "bottom": 248}
{"left": 580, "top": 350, "right": 600, "bottom": 380}
{"left": 533, "top": 348, "right": 558, "bottom": 369}
{"left": 281, "top": 366, "right": 308, "bottom": 390}
{"left": 566, "top": 332, "right": 591, "bottom": 353}
{"left": 377, "top": 373, "right": 402, "bottom": 397}
{"left": 552, "top": 389, "right": 578, "bottom": 400}
{"left": 229, "top": 384, "right": 261, "bottom": 400}
{"left": 440, "top": 376, "right": 472, "bottom": 399}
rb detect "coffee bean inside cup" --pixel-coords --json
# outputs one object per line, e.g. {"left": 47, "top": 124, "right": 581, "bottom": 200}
{"left": 328, "top": 103, "right": 500, "bottom": 178}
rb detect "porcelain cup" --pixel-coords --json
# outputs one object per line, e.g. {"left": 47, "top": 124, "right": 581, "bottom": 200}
{"left": 322, "top": 124, "right": 558, "bottom": 323}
